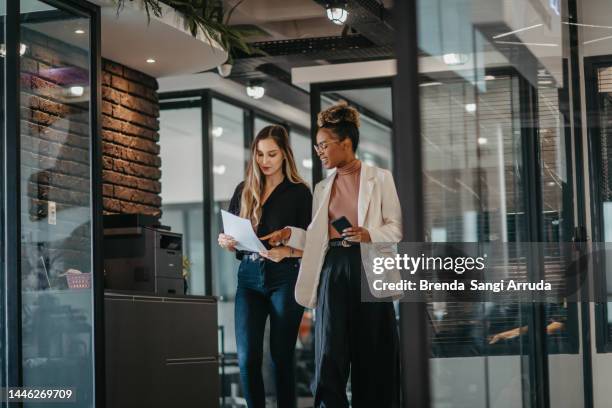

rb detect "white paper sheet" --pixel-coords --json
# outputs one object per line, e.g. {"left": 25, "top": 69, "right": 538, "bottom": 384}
{"left": 221, "top": 210, "right": 267, "bottom": 253}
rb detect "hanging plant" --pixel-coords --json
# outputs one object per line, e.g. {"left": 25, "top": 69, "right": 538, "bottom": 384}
{"left": 114, "top": 0, "right": 260, "bottom": 64}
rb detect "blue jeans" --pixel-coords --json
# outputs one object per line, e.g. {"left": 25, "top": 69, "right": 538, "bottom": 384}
{"left": 235, "top": 256, "right": 304, "bottom": 408}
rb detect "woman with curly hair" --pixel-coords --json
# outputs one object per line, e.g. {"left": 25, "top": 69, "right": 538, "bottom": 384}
{"left": 265, "top": 102, "right": 402, "bottom": 407}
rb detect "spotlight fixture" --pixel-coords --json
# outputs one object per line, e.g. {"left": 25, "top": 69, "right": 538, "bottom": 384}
{"left": 74, "top": 29, "right": 85, "bottom": 35}
{"left": 246, "top": 81, "right": 265, "bottom": 99}
{"left": 146, "top": 58, "right": 156, "bottom": 64}
{"left": 325, "top": 1, "right": 348, "bottom": 25}
{"left": 465, "top": 103, "right": 477, "bottom": 113}
{"left": 477, "top": 137, "right": 488, "bottom": 145}
{"left": 442, "top": 53, "right": 468, "bottom": 66}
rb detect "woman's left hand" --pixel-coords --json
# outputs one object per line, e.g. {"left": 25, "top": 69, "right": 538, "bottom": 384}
{"left": 342, "top": 227, "right": 371, "bottom": 243}
{"left": 259, "top": 246, "right": 291, "bottom": 262}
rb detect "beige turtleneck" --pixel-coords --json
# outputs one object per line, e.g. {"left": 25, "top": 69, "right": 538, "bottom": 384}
{"left": 328, "top": 159, "right": 361, "bottom": 239}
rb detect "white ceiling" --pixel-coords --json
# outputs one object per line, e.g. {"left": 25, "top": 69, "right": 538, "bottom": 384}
{"left": 91, "top": 0, "right": 227, "bottom": 78}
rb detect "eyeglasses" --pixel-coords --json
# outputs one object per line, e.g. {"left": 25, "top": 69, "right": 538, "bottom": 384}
{"left": 313, "top": 140, "right": 340, "bottom": 154}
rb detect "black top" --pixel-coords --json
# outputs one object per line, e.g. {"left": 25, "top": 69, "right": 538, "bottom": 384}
{"left": 228, "top": 178, "right": 313, "bottom": 261}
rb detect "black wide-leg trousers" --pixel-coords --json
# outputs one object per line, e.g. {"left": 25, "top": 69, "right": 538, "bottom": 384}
{"left": 312, "top": 244, "right": 400, "bottom": 408}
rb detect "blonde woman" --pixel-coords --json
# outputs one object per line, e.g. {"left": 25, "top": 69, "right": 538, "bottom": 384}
{"left": 265, "top": 103, "right": 402, "bottom": 407}
{"left": 218, "top": 125, "right": 312, "bottom": 408}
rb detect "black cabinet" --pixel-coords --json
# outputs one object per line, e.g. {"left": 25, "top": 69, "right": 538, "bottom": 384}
{"left": 105, "top": 292, "right": 219, "bottom": 407}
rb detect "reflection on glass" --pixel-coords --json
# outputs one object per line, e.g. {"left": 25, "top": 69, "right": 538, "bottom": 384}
{"left": 290, "top": 129, "right": 313, "bottom": 187}
{"left": 20, "top": 2, "right": 93, "bottom": 405}
{"left": 254, "top": 116, "right": 274, "bottom": 136}
{"left": 159, "top": 106, "right": 205, "bottom": 295}
{"left": 418, "top": 0, "right": 579, "bottom": 405}
{"left": 212, "top": 99, "right": 246, "bottom": 360}
{"left": 320, "top": 88, "right": 393, "bottom": 174}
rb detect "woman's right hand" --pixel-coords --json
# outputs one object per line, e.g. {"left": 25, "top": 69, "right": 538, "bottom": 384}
{"left": 218, "top": 233, "right": 237, "bottom": 252}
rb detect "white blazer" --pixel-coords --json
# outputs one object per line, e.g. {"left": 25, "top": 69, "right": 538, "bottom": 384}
{"left": 287, "top": 162, "right": 403, "bottom": 308}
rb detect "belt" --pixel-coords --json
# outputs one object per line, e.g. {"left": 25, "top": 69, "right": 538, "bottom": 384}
{"left": 328, "top": 238, "right": 358, "bottom": 248}
{"left": 243, "top": 252, "right": 263, "bottom": 261}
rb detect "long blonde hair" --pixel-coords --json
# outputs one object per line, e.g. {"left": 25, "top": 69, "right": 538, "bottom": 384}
{"left": 240, "top": 125, "right": 308, "bottom": 227}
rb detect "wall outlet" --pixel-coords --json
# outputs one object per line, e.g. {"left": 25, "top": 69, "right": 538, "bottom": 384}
{"left": 48, "top": 201, "right": 56, "bottom": 225}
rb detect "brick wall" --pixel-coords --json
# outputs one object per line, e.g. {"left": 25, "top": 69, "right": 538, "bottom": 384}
{"left": 101, "top": 59, "right": 162, "bottom": 217}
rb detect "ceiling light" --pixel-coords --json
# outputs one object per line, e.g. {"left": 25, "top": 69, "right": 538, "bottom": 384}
{"left": 465, "top": 103, "right": 477, "bottom": 113}
{"left": 69, "top": 86, "right": 84, "bottom": 97}
{"left": 538, "top": 80, "right": 552, "bottom": 85}
{"left": 547, "top": 181, "right": 556, "bottom": 186}
{"left": 484, "top": 75, "right": 496, "bottom": 81}
{"left": 302, "top": 159, "right": 313, "bottom": 169}
{"left": 325, "top": 2, "right": 348, "bottom": 25}
{"left": 442, "top": 53, "right": 469, "bottom": 66}
{"left": 584, "top": 35, "right": 612, "bottom": 45}
{"left": 495, "top": 41, "right": 558, "bottom": 47}
{"left": 212, "top": 126, "right": 224, "bottom": 138}
{"left": 420, "top": 81, "right": 442, "bottom": 87}
{"left": 213, "top": 165, "right": 226, "bottom": 175}
{"left": 492, "top": 23, "right": 543, "bottom": 39}
{"left": 74, "top": 29, "right": 85, "bottom": 35}
{"left": 478, "top": 137, "right": 488, "bottom": 145}
{"left": 146, "top": 58, "right": 156, "bottom": 64}
{"left": 246, "top": 81, "right": 265, "bottom": 99}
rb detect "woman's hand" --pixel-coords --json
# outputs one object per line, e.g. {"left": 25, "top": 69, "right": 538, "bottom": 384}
{"left": 218, "top": 233, "right": 237, "bottom": 252}
{"left": 260, "top": 227, "right": 291, "bottom": 247}
{"left": 259, "top": 246, "right": 291, "bottom": 262}
{"left": 488, "top": 327, "right": 521, "bottom": 344}
{"left": 342, "top": 227, "right": 371, "bottom": 243}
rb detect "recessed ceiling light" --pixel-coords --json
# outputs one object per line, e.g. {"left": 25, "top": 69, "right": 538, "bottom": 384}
{"left": 146, "top": 58, "right": 156, "bottom": 64}
{"left": 212, "top": 126, "right": 224, "bottom": 138}
{"left": 547, "top": 181, "right": 556, "bottom": 186}
{"left": 443, "top": 53, "right": 469, "bottom": 66}
{"left": 74, "top": 29, "right": 85, "bottom": 35}
{"left": 465, "top": 103, "right": 477, "bottom": 113}
{"left": 478, "top": 137, "right": 488, "bottom": 145}
{"left": 69, "top": 86, "right": 84, "bottom": 97}
{"left": 213, "top": 165, "right": 226, "bottom": 175}
{"left": 538, "top": 80, "right": 552, "bottom": 85}
{"left": 484, "top": 75, "right": 496, "bottom": 81}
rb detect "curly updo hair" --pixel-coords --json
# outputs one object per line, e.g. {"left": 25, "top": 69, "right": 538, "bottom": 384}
{"left": 317, "top": 101, "right": 361, "bottom": 152}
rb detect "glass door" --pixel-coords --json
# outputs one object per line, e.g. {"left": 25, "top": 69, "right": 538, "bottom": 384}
{"left": 18, "top": 0, "right": 98, "bottom": 405}
{"left": 413, "top": 0, "right": 589, "bottom": 406}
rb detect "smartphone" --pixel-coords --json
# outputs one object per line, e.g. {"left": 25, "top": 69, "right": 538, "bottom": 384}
{"left": 331, "top": 216, "right": 352, "bottom": 234}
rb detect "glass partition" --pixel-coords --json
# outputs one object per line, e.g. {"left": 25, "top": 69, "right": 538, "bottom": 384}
{"left": 416, "top": 0, "right": 581, "bottom": 406}
{"left": 159, "top": 103, "right": 205, "bottom": 295}
{"left": 20, "top": 1, "right": 94, "bottom": 405}
{"left": 290, "top": 129, "right": 313, "bottom": 187}
{"left": 320, "top": 85, "right": 393, "bottom": 174}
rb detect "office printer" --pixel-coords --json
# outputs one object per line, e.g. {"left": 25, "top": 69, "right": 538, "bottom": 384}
{"left": 103, "top": 214, "right": 184, "bottom": 295}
